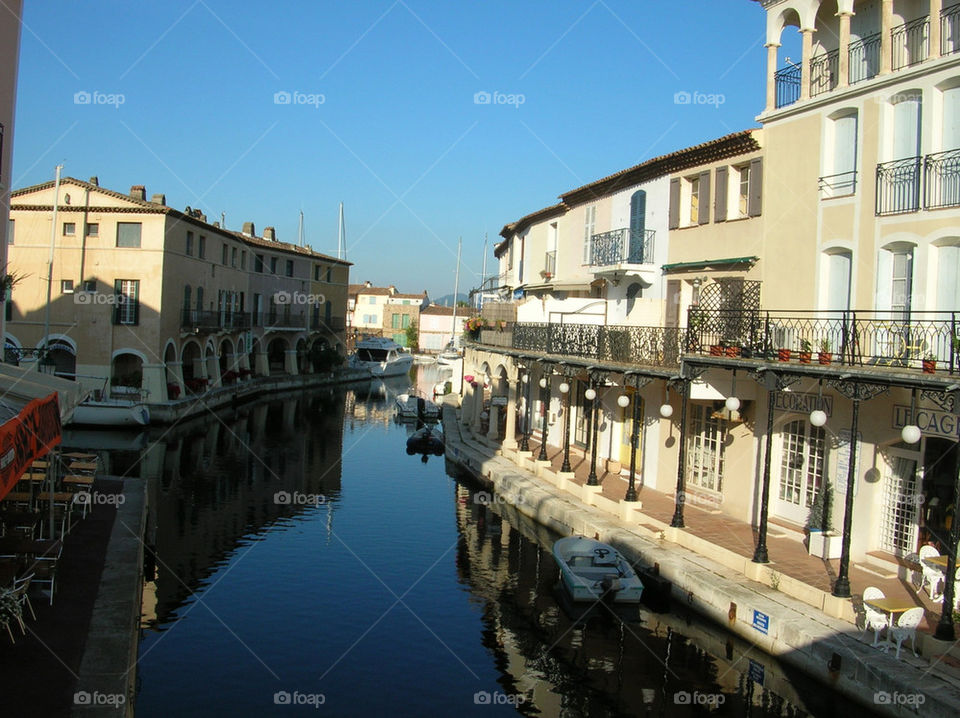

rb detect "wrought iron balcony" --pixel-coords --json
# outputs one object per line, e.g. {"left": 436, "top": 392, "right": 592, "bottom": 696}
{"left": 849, "top": 32, "right": 881, "bottom": 85}
{"left": 819, "top": 171, "right": 857, "bottom": 198}
{"left": 924, "top": 148, "right": 960, "bottom": 210}
{"left": 891, "top": 15, "right": 930, "bottom": 71}
{"left": 944, "top": 3, "right": 960, "bottom": 56}
{"left": 181, "top": 308, "right": 250, "bottom": 332}
{"left": 876, "top": 157, "right": 922, "bottom": 215}
{"left": 809, "top": 50, "right": 838, "bottom": 98}
{"left": 774, "top": 64, "right": 801, "bottom": 109}
{"left": 588, "top": 228, "right": 655, "bottom": 267}
{"left": 265, "top": 310, "right": 306, "bottom": 329}
{"left": 686, "top": 307, "right": 960, "bottom": 374}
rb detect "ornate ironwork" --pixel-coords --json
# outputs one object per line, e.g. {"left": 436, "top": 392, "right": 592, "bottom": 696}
{"left": 921, "top": 388, "right": 960, "bottom": 413}
{"left": 588, "top": 228, "right": 655, "bottom": 266}
{"left": 809, "top": 49, "right": 838, "bottom": 97}
{"left": 849, "top": 32, "right": 881, "bottom": 84}
{"left": 877, "top": 156, "right": 922, "bottom": 215}
{"left": 774, "top": 64, "right": 801, "bottom": 108}
{"left": 891, "top": 15, "right": 930, "bottom": 71}
{"left": 825, "top": 378, "right": 889, "bottom": 402}
{"left": 749, "top": 369, "right": 800, "bottom": 393}
{"left": 698, "top": 278, "right": 761, "bottom": 313}
{"left": 512, "top": 322, "right": 683, "bottom": 368}
{"left": 924, "top": 148, "right": 960, "bottom": 210}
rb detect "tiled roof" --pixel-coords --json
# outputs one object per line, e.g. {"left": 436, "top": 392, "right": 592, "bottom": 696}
{"left": 391, "top": 292, "right": 427, "bottom": 300}
{"left": 496, "top": 202, "right": 566, "bottom": 252}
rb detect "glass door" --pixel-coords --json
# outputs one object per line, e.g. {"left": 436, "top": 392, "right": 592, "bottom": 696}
{"left": 774, "top": 419, "right": 826, "bottom": 525}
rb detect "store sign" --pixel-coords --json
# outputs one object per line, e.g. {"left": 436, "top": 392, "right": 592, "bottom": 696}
{"left": 892, "top": 404, "right": 960, "bottom": 441}
{"left": 773, "top": 392, "right": 832, "bottom": 416}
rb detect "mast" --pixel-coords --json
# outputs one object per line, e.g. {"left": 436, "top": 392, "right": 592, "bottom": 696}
{"left": 43, "top": 164, "right": 63, "bottom": 367}
{"left": 479, "top": 233, "right": 487, "bottom": 310}
{"left": 298, "top": 210, "right": 304, "bottom": 248}
{"left": 338, "top": 202, "right": 345, "bottom": 260}
{"left": 451, "top": 237, "right": 461, "bottom": 347}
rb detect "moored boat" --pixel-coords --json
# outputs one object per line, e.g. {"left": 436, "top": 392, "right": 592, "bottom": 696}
{"left": 70, "top": 398, "right": 150, "bottom": 427}
{"left": 395, "top": 392, "right": 440, "bottom": 421}
{"left": 349, "top": 337, "right": 414, "bottom": 377}
{"left": 552, "top": 536, "right": 643, "bottom": 604}
{"left": 406, "top": 425, "right": 444, "bottom": 456}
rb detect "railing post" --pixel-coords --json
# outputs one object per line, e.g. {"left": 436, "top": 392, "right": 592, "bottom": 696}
{"left": 952, "top": 313, "right": 957, "bottom": 375}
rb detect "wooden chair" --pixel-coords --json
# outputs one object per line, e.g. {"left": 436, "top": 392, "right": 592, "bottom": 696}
{"left": 10, "top": 573, "right": 35, "bottom": 633}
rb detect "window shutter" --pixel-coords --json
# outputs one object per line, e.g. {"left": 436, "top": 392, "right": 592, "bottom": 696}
{"left": 112, "top": 280, "right": 122, "bottom": 325}
{"left": 748, "top": 158, "right": 763, "bottom": 217}
{"left": 714, "top": 167, "right": 728, "bottom": 223}
{"left": 698, "top": 171, "right": 711, "bottom": 225}
{"left": 132, "top": 281, "right": 140, "bottom": 325}
{"left": 668, "top": 178, "right": 681, "bottom": 229}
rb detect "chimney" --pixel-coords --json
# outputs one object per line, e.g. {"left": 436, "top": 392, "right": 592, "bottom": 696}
{"left": 213, "top": 221, "right": 220, "bottom": 228}
{"left": 88, "top": 176, "right": 99, "bottom": 186}
{"left": 130, "top": 185, "right": 146, "bottom": 201}
{"left": 264, "top": 226, "right": 276, "bottom": 241}
{"left": 150, "top": 193, "right": 166, "bottom": 205}
{"left": 242, "top": 221, "right": 255, "bottom": 237}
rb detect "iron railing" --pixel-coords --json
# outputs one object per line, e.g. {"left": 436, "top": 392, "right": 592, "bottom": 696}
{"left": 924, "top": 148, "right": 960, "bottom": 209}
{"left": 819, "top": 171, "right": 857, "bottom": 197}
{"left": 876, "top": 156, "right": 922, "bottom": 215}
{"left": 810, "top": 50, "right": 839, "bottom": 98}
{"left": 775, "top": 64, "right": 801, "bottom": 108}
{"left": 311, "top": 315, "right": 345, "bottom": 332}
{"left": 180, "top": 308, "right": 250, "bottom": 331}
{"left": 588, "top": 228, "right": 656, "bottom": 267}
{"left": 265, "top": 310, "right": 306, "bottom": 328}
{"left": 891, "top": 16, "right": 930, "bottom": 71}
{"left": 849, "top": 32, "right": 882, "bottom": 85}
{"left": 944, "top": 3, "right": 960, "bottom": 56}
{"left": 686, "top": 308, "right": 959, "bottom": 373}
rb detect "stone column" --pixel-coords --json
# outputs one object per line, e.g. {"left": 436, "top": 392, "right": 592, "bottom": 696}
{"left": 487, "top": 401, "right": 500, "bottom": 441}
{"left": 838, "top": 11, "right": 852, "bottom": 88}
{"left": 881, "top": 0, "right": 893, "bottom": 75}
{"left": 461, "top": 381, "right": 474, "bottom": 426}
{"left": 502, "top": 379, "right": 518, "bottom": 450}
{"left": 765, "top": 43, "right": 780, "bottom": 111}
{"left": 255, "top": 350, "right": 269, "bottom": 377}
{"left": 141, "top": 363, "right": 167, "bottom": 402}
{"left": 473, "top": 381, "right": 485, "bottom": 434}
{"left": 284, "top": 349, "right": 299, "bottom": 375}
{"left": 931, "top": 0, "right": 943, "bottom": 60}
{"left": 800, "top": 28, "right": 814, "bottom": 100}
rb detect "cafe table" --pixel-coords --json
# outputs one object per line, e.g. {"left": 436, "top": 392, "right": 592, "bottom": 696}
{"left": 863, "top": 596, "right": 919, "bottom": 651}
{"left": 68, "top": 461, "right": 98, "bottom": 473}
{"left": 62, "top": 475, "right": 94, "bottom": 486}
{"left": 0, "top": 537, "right": 60, "bottom": 559}
{"left": 63, "top": 453, "right": 96, "bottom": 460}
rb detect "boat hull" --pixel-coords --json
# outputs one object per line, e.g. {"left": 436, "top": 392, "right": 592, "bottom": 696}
{"left": 353, "top": 354, "right": 414, "bottom": 377}
{"left": 70, "top": 401, "right": 151, "bottom": 427}
{"left": 552, "top": 536, "right": 643, "bottom": 604}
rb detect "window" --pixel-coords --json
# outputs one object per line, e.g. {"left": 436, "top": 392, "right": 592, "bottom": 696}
{"left": 285, "top": 259, "right": 294, "bottom": 277}
{"left": 63, "top": 222, "right": 75, "bottom": 236}
{"left": 186, "top": 231, "right": 194, "bottom": 256}
{"left": 183, "top": 285, "right": 191, "bottom": 313}
{"left": 823, "top": 112, "right": 858, "bottom": 197}
{"left": 582, "top": 205, "right": 596, "bottom": 264}
{"left": 82, "top": 279, "right": 96, "bottom": 292}
{"left": 255, "top": 254, "right": 264, "bottom": 273}
{"left": 893, "top": 93, "right": 922, "bottom": 160}
{"left": 113, "top": 279, "right": 140, "bottom": 325}
{"left": 689, "top": 177, "right": 700, "bottom": 225}
{"left": 937, "top": 244, "right": 960, "bottom": 310}
{"left": 738, "top": 166, "right": 750, "bottom": 215}
{"left": 270, "top": 257, "right": 278, "bottom": 274}
{"left": 7, "top": 219, "right": 13, "bottom": 245}
{"left": 362, "top": 313, "right": 376, "bottom": 324}
{"left": 326, "top": 267, "right": 332, "bottom": 282}
{"left": 60, "top": 280, "right": 74, "bottom": 294}
{"left": 402, "top": 314, "right": 410, "bottom": 329}
{"left": 116, "top": 222, "right": 141, "bottom": 248}
{"left": 891, "top": 248, "right": 914, "bottom": 317}
{"left": 241, "top": 251, "right": 247, "bottom": 270}
{"left": 825, "top": 250, "right": 852, "bottom": 311}
{"left": 85, "top": 223, "right": 99, "bottom": 237}
{"left": 368, "top": 296, "right": 376, "bottom": 304}
{"left": 686, "top": 404, "right": 727, "bottom": 492}
{"left": 231, "top": 247, "right": 237, "bottom": 267}
{"left": 778, "top": 420, "right": 826, "bottom": 515}
{"left": 222, "top": 244, "right": 228, "bottom": 265}
{"left": 944, "top": 86, "right": 960, "bottom": 151}
{"left": 198, "top": 236, "right": 206, "bottom": 258}
{"left": 314, "top": 265, "right": 321, "bottom": 281}
{"left": 392, "top": 313, "right": 401, "bottom": 329}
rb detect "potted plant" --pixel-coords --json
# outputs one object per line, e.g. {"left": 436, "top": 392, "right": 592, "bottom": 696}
{"left": 818, "top": 339, "right": 833, "bottom": 365}
{"left": 798, "top": 339, "right": 812, "bottom": 364}
{"left": 724, "top": 343, "right": 742, "bottom": 358}
{"left": 778, "top": 347, "right": 791, "bottom": 362}
{"left": 922, "top": 352, "right": 937, "bottom": 374}
{"left": 710, "top": 343, "right": 724, "bottom": 356}
{"left": 166, "top": 382, "right": 181, "bottom": 400}
{"left": 806, "top": 481, "right": 842, "bottom": 559}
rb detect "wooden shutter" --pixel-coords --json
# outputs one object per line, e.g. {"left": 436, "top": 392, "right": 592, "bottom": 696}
{"left": 668, "top": 178, "right": 681, "bottom": 229}
{"left": 131, "top": 281, "right": 139, "bottom": 325}
{"left": 714, "top": 167, "right": 728, "bottom": 223}
{"left": 112, "top": 279, "right": 122, "bottom": 325}
{"left": 698, "top": 171, "right": 711, "bottom": 225}
{"left": 748, "top": 158, "right": 763, "bottom": 217}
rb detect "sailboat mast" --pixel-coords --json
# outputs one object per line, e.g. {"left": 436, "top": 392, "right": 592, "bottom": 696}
{"left": 43, "top": 164, "right": 63, "bottom": 363}
{"left": 451, "top": 237, "right": 461, "bottom": 347}
{"left": 479, "top": 233, "right": 487, "bottom": 311}
{"left": 298, "top": 210, "right": 304, "bottom": 247}
{"left": 338, "top": 202, "right": 345, "bottom": 260}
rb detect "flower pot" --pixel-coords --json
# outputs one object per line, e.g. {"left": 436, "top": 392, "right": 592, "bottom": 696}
{"left": 818, "top": 352, "right": 832, "bottom": 365}
{"left": 710, "top": 345, "right": 723, "bottom": 356}
{"left": 605, "top": 459, "right": 622, "bottom": 474}
{"left": 923, "top": 359, "right": 937, "bottom": 374}
{"left": 724, "top": 346, "right": 741, "bottom": 358}
{"left": 778, "top": 348, "right": 791, "bottom": 362}
{"left": 808, "top": 530, "right": 843, "bottom": 559}
{"left": 798, "top": 351, "right": 812, "bottom": 364}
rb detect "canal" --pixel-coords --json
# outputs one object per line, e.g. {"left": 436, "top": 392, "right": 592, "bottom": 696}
{"left": 121, "top": 367, "right": 875, "bottom": 717}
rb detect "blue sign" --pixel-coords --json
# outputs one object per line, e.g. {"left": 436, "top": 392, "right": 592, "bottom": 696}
{"left": 752, "top": 610, "right": 769, "bottom": 635}
{"left": 748, "top": 659, "right": 765, "bottom": 686}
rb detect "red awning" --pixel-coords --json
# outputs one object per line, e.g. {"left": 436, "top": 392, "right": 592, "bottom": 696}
{"left": 0, "top": 392, "right": 62, "bottom": 502}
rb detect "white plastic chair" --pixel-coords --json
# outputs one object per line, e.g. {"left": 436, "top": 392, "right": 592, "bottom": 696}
{"left": 891, "top": 607, "right": 924, "bottom": 659}
{"left": 919, "top": 545, "right": 944, "bottom": 602}
{"left": 10, "top": 573, "right": 34, "bottom": 633}
{"left": 862, "top": 586, "right": 889, "bottom": 647}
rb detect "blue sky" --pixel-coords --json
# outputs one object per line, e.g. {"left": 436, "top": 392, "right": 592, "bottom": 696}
{"left": 12, "top": 1, "right": 774, "bottom": 299}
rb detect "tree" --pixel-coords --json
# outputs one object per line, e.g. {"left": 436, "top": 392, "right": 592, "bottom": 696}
{"left": 405, "top": 320, "right": 419, "bottom": 353}
{"left": 806, "top": 480, "right": 834, "bottom": 532}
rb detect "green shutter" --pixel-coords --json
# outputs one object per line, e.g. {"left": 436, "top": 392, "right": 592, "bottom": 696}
{"left": 714, "top": 167, "right": 728, "bottom": 222}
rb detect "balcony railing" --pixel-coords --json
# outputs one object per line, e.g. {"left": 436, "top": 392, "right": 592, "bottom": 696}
{"left": 310, "top": 315, "right": 345, "bottom": 332}
{"left": 543, "top": 250, "right": 556, "bottom": 278}
{"left": 774, "top": 64, "right": 801, "bottom": 109}
{"left": 180, "top": 308, "right": 250, "bottom": 331}
{"left": 876, "top": 157, "right": 922, "bottom": 215}
{"left": 818, "top": 170, "right": 857, "bottom": 198}
{"left": 809, "top": 50, "right": 839, "bottom": 98}
{"left": 687, "top": 308, "right": 959, "bottom": 374}
{"left": 924, "top": 148, "right": 960, "bottom": 209}
{"left": 891, "top": 16, "right": 930, "bottom": 71}
{"left": 944, "top": 3, "right": 960, "bottom": 56}
{"left": 588, "top": 228, "right": 655, "bottom": 267}
{"left": 265, "top": 310, "right": 306, "bottom": 328}
{"left": 849, "top": 32, "right": 882, "bottom": 85}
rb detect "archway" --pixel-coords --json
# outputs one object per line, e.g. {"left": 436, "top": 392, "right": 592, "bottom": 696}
{"left": 46, "top": 338, "right": 77, "bottom": 380}
{"left": 267, "top": 337, "right": 288, "bottom": 374}
{"left": 296, "top": 337, "right": 309, "bottom": 374}
{"left": 111, "top": 352, "right": 144, "bottom": 391}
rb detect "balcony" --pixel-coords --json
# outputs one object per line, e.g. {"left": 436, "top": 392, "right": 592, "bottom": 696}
{"left": 587, "top": 228, "right": 656, "bottom": 284}
{"left": 180, "top": 308, "right": 251, "bottom": 332}
{"left": 687, "top": 308, "right": 960, "bottom": 374}
{"left": 809, "top": 49, "right": 838, "bottom": 98}
{"left": 310, "top": 315, "right": 345, "bottom": 332}
{"left": 924, "top": 148, "right": 960, "bottom": 209}
{"left": 818, "top": 170, "right": 857, "bottom": 198}
{"left": 876, "top": 157, "right": 922, "bottom": 215}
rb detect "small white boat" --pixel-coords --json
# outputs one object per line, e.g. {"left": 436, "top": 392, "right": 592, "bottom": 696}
{"left": 552, "top": 536, "right": 643, "bottom": 604}
{"left": 349, "top": 337, "right": 415, "bottom": 377}
{"left": 395, "top": 392, "right": 440, "bottom": 421}
{"left": 70, "top": 398, "right": 150, "bottom": 427}
{"left": 436, "top": 350, "right": 462, "bottom": 366}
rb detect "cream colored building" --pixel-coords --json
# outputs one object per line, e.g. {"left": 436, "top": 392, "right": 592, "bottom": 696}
{"left": 7, "top": 177, "right": 350, "bottom": 401}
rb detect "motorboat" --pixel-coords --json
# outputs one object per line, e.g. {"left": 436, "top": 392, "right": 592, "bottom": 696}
{"left": 436, "top": 350, "right": 462, "bottom": 366}
{"left": 349, "top": 337, "right": 414, "bottom": 377}
{"left": 406, "top": 425, "right": 444, "bottom": 456}
{"left": 552, "top": 536, "right": 644, "bottom": 604}
{"left": 68, "top": 384, "right": 150, "bottom": 427}
{"left": 395, "top": 392, "right": 440, "bottom": 421}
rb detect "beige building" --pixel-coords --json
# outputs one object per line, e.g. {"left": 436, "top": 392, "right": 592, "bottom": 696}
{"left": 7, "top": 177, "right": 350, "bottom": 401}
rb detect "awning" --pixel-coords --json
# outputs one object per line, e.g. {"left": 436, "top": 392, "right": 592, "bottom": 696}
{"left": 661, "top": 256, "right": 759, "bottom": 273}
{"left": 0, "top": 363, "right": 85, "bottom": 420}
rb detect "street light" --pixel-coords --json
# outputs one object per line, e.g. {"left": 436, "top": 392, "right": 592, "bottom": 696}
{"left": 617, "top": 394, "right": 630, "bottom": 408}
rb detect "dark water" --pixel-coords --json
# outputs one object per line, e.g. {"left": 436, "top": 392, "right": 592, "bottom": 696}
{"left": 126, "top": 371, "right": 875, "bottom": 717}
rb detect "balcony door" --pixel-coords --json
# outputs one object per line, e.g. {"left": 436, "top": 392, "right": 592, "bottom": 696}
{"left": 891, "top": 248, "right": 914, "bottom": 319}
{"left": 825, "top": 250, "right": 851, "bottom": 311}
{"left": 774, "top": 420, "right": 826, "bottom": 526}
{"left": 893, "top": 94, "right": 922, "bottom": 160}
{"left": 628, "top": 190, "right": 647, "bottom": 263}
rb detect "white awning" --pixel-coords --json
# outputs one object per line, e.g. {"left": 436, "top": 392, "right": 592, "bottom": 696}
{"left": 0, "top": 363, "right": 85, "bottom": 423}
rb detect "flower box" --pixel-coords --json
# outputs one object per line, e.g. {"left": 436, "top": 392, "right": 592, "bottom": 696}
{"left": 808, "top": 530, "right": 843, "bottom": 559}
{"left": 798, "top": 351, "right": 812, "bottom": 364}
{"left": 818, "top": 352, "right": 833, "bottom": 365}
{"left": 777, "top": 348, "right": 791, "bottom": 362}
{"left": 923, "top": 358, "right": 937, "bottom": 374}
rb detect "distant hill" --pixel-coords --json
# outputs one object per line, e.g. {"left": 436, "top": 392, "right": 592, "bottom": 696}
{"left": 432, "top": 293, "right": 470, "bottom": 307}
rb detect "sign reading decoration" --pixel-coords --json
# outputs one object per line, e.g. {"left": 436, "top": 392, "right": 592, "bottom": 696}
{"left": 773, "top": 392, "right": 833, "bottom": 416}
{"left": 892, "top": 404, "right": 960, "bottom": 442}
